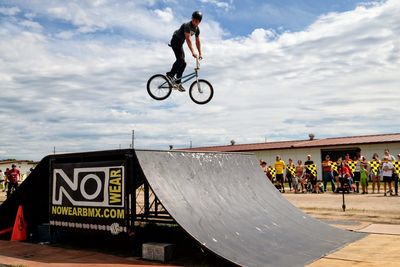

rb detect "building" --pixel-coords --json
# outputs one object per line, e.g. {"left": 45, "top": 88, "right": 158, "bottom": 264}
{"left": 184, "top": 133, "right": 400, "bottom": 178}
{"left": 0, "top": 160, "right": 39, "bottom": 180}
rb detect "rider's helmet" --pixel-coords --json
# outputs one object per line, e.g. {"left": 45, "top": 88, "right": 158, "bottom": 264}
{"left": 11, "top": 164, "right": 16, "bottom": 168}
{"left": 192, "top": 11, "right": 203, "bottom": 22}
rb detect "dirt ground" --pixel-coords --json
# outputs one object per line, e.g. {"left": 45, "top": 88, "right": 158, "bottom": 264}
{"left": 283, "top": 189, "right": 400, "bottom": 224}
{"left": 1, "top": 189, "right": 400, "bottom": 266}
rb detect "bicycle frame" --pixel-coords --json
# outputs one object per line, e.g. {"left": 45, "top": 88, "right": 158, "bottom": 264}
{"left": 177, "top": 57, "right": 200, "bottom": 85}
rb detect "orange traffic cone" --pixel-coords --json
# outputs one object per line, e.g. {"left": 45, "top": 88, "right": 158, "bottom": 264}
{"left": 11, "top": 205, "right": 27, "bottom": 241}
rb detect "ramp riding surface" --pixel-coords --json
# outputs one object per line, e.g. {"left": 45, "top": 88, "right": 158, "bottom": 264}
{"left": 136, "top": 150, "right": 364, "bottom": 267}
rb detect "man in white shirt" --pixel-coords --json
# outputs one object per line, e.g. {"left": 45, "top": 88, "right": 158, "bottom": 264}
{"left": 382, "top": 156, "right": 394, "bottom": 196}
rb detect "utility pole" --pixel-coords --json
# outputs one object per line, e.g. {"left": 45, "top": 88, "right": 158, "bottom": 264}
{"left": 132, "top": 130, "right": 135, "bottom": 149}
{"left": 190, "top": 140, "right": 192, "bottom": 148}
{"left": 53, "top": 146, "right": 56, "bottom": 155}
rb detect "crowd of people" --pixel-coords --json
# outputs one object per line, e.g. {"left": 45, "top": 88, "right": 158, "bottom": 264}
{"left": 260, "top": 149, "right": 400, "bottom": 196}
{"left": 0, "top": 164, "right": 21, "bottom": 198}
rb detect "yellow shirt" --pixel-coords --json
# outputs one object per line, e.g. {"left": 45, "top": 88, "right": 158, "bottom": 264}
{"left": 274, "top": 160, "right": 286, "bottom": 174}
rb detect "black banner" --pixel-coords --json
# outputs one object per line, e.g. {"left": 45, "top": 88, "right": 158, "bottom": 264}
{"left": 50, "top": 161, "right": 126, "bottom": 235}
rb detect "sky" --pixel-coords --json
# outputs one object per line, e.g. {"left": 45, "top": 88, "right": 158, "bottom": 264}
{"left": 0, "top": 0, "right": 399, "bottom": 160}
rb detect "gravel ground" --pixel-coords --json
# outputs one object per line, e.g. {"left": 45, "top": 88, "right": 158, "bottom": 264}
{"left": 283, "top": 190, "right": 400, "bottom": 224}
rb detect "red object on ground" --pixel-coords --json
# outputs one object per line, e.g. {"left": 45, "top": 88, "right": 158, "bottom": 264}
{"left": 11, "top": 205, "right": 27, "bottom": 241}
{"left": 0, "top": 227, "right": 13, "bottom": 236}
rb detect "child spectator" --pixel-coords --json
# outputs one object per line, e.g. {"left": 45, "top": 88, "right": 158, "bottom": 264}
{"left": 295, "top": 160, "right": 305, "bottom": 193}
{"left": 360, "top": 162, "right": 369, "bottom": 194}
{"left": 260, "top": 161, "right": 270, "bottom": 181}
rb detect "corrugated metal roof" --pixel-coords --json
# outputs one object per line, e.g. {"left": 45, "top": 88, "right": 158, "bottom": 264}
{"left": 181, "top": 133, "right": 400, "bottom": 152}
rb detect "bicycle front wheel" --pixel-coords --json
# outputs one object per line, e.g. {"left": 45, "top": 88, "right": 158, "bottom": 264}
{"left": 147, "top": 74, "right": 172, "bottom": 101}
{"left": 189, "top": 79, "right": 214, "bottom": 105}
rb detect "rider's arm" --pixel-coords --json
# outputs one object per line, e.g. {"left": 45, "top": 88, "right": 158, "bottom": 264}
{"left": 195, "top": 36, "right": 202, "bottom": 59}
{"left": 185, "top": 32, "right": 197, "bottom": 58}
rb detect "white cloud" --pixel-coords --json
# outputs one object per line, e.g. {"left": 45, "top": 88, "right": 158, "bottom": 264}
{"left": 0, "top": 6, "right": 20, "bottom": 16}
{"left": 0, "top": 0, "right": 399, "bottom": 160}
{"left": 18, "top": 19, "right": 43, "bottom": 31}
{"left": 200, "top": 0, "right": 233, "bottom": 11}
{"left": 154, "top": 7, "right": 174, "bottom": 22}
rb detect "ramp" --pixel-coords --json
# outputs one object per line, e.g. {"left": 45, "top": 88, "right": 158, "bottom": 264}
{"left": 136, "top": 150, "right": 364, "bottom": 267}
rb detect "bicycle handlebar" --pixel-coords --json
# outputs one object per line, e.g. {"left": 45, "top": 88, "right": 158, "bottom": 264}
{"left": 195, "top": 57, "right": 200, "bottom": 70}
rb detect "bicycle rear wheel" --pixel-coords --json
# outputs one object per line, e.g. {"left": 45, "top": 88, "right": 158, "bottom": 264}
{"left": 147, "top": 74, "right": 172, "bottom": 100}
{"left": 189, "top": 79, "right": 214, "bottom": 105}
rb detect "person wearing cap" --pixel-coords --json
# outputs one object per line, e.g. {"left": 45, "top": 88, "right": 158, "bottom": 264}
{"left": 6, "top": 164, "right": 20, "bottom": 198}
{"left": 166, "top": 11, "right": 203, "bottom": 92}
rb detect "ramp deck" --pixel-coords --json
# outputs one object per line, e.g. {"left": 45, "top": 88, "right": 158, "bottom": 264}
{"left": 136, "top": 150, "right": 364, "bottom": 267}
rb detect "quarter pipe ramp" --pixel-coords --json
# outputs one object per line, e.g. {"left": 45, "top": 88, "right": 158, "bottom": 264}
{"left": 136, "top": 150, "right": 363, "bottom": 267}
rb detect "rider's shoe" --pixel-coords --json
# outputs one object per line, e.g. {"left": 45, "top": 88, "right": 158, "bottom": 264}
{"left": 176, "top": 84, "right": 186, "bottom": 92}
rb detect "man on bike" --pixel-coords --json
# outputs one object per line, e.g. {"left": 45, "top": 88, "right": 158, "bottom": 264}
{"left": 166, "top": 11, "right": 203, "bottom": 92}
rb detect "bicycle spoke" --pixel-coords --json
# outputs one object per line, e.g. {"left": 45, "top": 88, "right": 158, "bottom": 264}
{"left": 147, "top": 75, "right": 172, "bottom": 101}
{"left": 189, "top": 79, "right": 214, "bottom": 105}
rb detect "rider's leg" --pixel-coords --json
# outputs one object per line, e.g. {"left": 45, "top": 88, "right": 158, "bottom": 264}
{"left": 167, "top": 38, "right": 185, "bottom": 81}
{"left": 176, "top": 60, "right": 186, "bottom": 84}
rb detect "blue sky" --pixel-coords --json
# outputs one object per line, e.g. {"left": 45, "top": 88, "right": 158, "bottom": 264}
{"left": 1, "top": 0, "right": 399, "bottom": 160}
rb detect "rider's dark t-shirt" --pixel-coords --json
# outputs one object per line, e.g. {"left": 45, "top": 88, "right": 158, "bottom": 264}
{"left": 173, "top": 21, "right": 200, "bottom": 42}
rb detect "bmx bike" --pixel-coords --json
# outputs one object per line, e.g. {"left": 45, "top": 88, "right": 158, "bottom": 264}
{"left": 147, "top": 57, "right": 214, "bottom": 105}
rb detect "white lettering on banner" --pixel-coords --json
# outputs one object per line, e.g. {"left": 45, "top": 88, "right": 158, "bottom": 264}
{"left": 52, "top": 166, "right": 124, "bottom": 207}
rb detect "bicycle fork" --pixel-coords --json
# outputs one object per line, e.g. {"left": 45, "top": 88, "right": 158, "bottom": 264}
{"left": 195, "top": 69, "right": 203, "bottom": 93}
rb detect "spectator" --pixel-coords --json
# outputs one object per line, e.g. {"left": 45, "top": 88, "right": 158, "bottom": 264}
{"left": 382, "top": 156, "right": 394, "bottom": 196}
{"left": 286, "top": 158, "right": 295, "bottom": 191}
{"left": 360, "top": 161, "right": 369, "bottom": 194}
{"left": 304, "top": 155, "right": 317, "bottom": 193}
{"left": 274, "top": 155, "right": 286, "bottom": 193}
{"left": 333, "top": 158, "right": 341, "bottom": 192}
{"left": 296, "top": 160, "right": 305, "bottom": 193}
{"left": 384, "top": 149, "right": 397, "bottom": 194}
{"left": 360, "top": 155, "right": 368, "bottom": 187}
{"left": 353, "top": 154, "right": 361, "bottom": 193}
{"left": 3, "top": 168, "right": 10, "bottom": 192}
{"left": 322, "top": 155, "right": 335, "bottom": 192}
{"left": 338, "top": 157, "right": 353, "bottom": 191}
{"left": 7, "top": 164, "right": 20, "bottom": 198}
{"left": 384, "top": 148, "right": 395, "bottom": 161}
{"left": 369, "top": 153, "right": 381, "bottom": 194}
{"left": 344, "top": 153, "right": 355, "bottom": 189}
{"left": 394, "top": 154, "right": 400, "bottom": 196}
{"left": 260, "top": 160, "right": 269, "bottom": 180}
{"left": 0, "top": 170, "right": 4, "bottom": 190}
